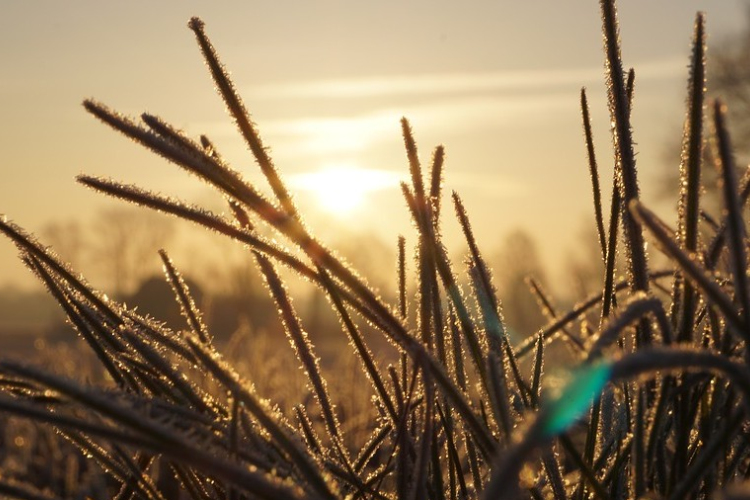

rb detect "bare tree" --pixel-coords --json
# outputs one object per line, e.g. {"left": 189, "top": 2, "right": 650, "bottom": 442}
{"left": 490, "top": 228, "right": 548, "bottom": 339}
{"left": 41, "top": 219, "right": 87, "bottom": 269}
{"left": 565, "top": 223, "right": 607, "bottom": 300}
{"left": 90, "top": 208, "right": 175, "bottom": 297}
{"left": 661, "top": 10, "right": 750, "bottom": 204}
{"left": 711, "top": 9, "right": 750, "bottom": 156}
{"left": 329, "top": 231, "right": 396, "bottom": 295}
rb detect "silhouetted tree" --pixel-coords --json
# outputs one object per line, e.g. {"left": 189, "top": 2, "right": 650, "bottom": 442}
{"left": 329, "top": 230, "right": 396, "bottom": 295}
{"left": 711, "top": 9, "right": 750, "bottom": 157}
{"left": 40, "top": 209, "right": 176, "bottom": 297}
{"left": 661, "top": 10, "right": 750, "bottom": 206}
{"left": 41, "top": 219, "right": 87, "bottom": 269}
{"left": 90, "top": 208, "right": 175, "bottom": 297}
{"left": 565, "top": 223, "right": 607, "bottom": 300}
{"left": 210, "top": 257, "right": 277, "bottom": 338}
{"left": 490, "top": 228, "right": 548, "bottom": 339}
{"left": 127, "top": 274, "right": 204, "bottom": 331}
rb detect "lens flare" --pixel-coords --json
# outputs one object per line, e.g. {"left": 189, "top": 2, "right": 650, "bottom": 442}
{"left": 541, "top": 361, "right": 612, "bottom": 437}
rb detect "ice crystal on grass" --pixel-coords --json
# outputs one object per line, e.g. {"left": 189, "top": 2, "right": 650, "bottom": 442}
{"left": 3, "top": 1, "right": 750, "bottom": 498}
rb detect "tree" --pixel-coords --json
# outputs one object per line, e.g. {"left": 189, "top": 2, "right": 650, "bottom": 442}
{"left": 328, "top": 230, "right": 396, "bottom": 296}
{"left": 89, "top": 208, "right": 175, "bottom": 297}
{"left": 711, "top": 9, "right": 750, "bottom": 158}
{"left": 660, "top": 10, "right": 750, "bottom": 207}
{"left": 40, "top": 209, "right": 175, "bottom": 297}
{"left": 565, "top": 223, "right": 607, "bottom": 300}
{"left": 41, "top": 219, "right": 87, "bottom": 270}
{"left": 490, "top": 228, "right": 548, "bottom": 339}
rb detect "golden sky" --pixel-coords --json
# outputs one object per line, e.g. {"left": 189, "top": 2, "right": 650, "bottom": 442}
{"left": 0, "top": 1, "right": 747, "bottom": 292}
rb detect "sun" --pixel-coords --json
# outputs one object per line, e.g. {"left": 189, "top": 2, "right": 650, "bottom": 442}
{"left": 289, "top": 165, "right": 400, "bottom": 216}
{"left": 308, "top": 167, "right": 367, "bottom": 213}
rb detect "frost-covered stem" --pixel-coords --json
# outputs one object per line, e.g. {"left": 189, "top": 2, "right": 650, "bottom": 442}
{"left": 600, "top": 0, "right": 652, "bottom": 346}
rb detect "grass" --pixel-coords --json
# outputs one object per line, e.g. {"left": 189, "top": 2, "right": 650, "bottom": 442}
{"left": 0, "top": 0, "right": 749, "bottom": 498}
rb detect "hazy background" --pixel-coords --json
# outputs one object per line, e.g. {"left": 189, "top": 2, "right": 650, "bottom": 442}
{"left": 1, "top": 1, "right": 748, "bottom": 338}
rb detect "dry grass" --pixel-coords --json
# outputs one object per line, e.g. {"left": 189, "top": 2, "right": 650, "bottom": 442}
{"left": 0, "top": 1, "right": 749, "bottom": 499}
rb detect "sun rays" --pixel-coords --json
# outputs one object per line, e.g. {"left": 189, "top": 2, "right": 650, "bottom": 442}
{"left": 288, "top": 165, "right": 402, "bottom": 216}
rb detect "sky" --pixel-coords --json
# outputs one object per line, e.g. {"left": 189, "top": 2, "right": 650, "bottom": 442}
{"left": 0, "top": 1, "right": 748, "bottom": 294}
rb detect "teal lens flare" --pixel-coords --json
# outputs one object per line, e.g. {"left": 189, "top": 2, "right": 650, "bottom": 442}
{"left": 542, "top": 362, "right": 612, "bottom": 437}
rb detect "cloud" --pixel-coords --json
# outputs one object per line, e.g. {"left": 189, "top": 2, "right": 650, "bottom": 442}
{"left": 286, "top": 167, "right": 403, "bottom": 195}
{"left": 191, "top": 57, "right": 686, "bottom": 159}
{"left": 193, "top": 91, "right": 580, "bottom": 159}
{"left": 245, "top": 58, "right": 685, "bottom": 100}
{"left": 254, "top": 92, "right": 575, "bottom": 154}
{"left": 284, "top": 166, "right": 525, "bottom": 201}
{"left": 447, "top": 171, "right": 527, "bottom": 198}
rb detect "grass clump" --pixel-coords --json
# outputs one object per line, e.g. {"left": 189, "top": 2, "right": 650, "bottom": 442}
{"left": 1, "top": 1, "right": 749, "bottom": 498}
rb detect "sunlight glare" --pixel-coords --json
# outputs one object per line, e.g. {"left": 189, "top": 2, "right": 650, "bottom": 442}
{"left": 289, "top": 165, "right": 401, "bottom": 216}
